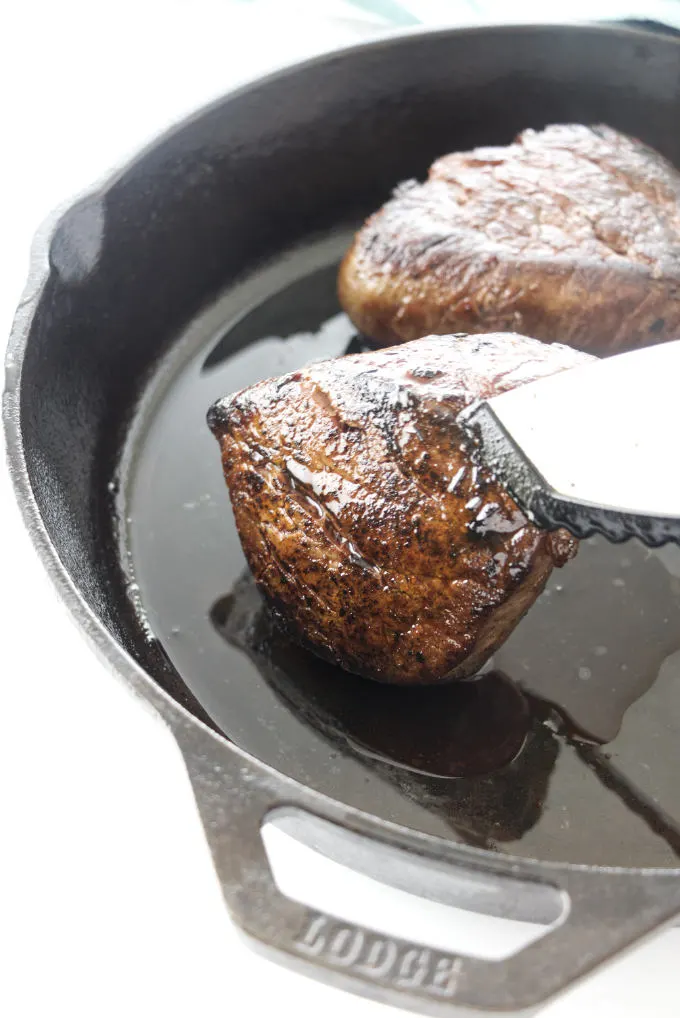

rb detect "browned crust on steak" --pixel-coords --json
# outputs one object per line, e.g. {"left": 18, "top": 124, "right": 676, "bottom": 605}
{"left": 208, "top": 333, "right": 589, "bottom": 684}
{"left": 338, "top": 125, "right": 680, "bottom": 354}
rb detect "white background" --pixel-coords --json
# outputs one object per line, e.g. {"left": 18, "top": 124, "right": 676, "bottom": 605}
{"left": 1, "top": 3, "right": 679, "bottom": 1016}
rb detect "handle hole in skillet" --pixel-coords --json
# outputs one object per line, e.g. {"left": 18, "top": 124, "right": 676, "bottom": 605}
{"left": 262, "top": 810, "right": 566, "bottom": 962}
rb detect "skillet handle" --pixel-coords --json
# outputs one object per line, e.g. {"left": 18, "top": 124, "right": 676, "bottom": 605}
{"left": 174, "top": 719, "right": 680, "bottom": 1016}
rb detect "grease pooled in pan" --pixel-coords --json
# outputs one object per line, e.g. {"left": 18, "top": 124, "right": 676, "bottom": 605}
{"left": 211, "top": 574, "right": 532, "bottom": 781}
{"left": 120, "top": 238, "right": 680, "bottom": 868}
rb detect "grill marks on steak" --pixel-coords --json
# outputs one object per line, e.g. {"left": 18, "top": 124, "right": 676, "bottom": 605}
{"left": 338, "top": 125, "right": 680, "bottom": 354}
{"left": 209, "top": 333, "right": 589, "bottom": 684}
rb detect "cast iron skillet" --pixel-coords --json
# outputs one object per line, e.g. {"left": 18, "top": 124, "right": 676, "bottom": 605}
{"left": 5, "top": 22, "right": 680, "bottom": 1016}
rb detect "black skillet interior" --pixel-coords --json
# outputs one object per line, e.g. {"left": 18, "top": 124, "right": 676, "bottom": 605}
{"left": 19, "top": 24, "right": 680, "bottom": 872}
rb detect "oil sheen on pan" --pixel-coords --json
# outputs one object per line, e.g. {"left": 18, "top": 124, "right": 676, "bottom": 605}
{"left": 118, "top": 236, "right": 680, "bottom": 870}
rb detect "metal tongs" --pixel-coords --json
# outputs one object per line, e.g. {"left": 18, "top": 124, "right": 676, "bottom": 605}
{"left": 458, "top": 340, "right": 680, "bottom": 548}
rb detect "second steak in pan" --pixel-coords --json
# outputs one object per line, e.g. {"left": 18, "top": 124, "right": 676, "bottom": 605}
{"left": 339, "top": 124, "right": 680, "bottom": 355}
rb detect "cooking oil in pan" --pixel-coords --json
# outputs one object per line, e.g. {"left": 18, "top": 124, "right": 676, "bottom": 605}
{"left": 120, "top": 235, "right": 680, "bottom": 869}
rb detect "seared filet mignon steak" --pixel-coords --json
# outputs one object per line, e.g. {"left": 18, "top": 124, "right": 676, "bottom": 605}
{"left": 339, "top": 125, "right": 680, "bottom": 355}
{"left": 208, "top": 333, "right": 588, "bottom": 684}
